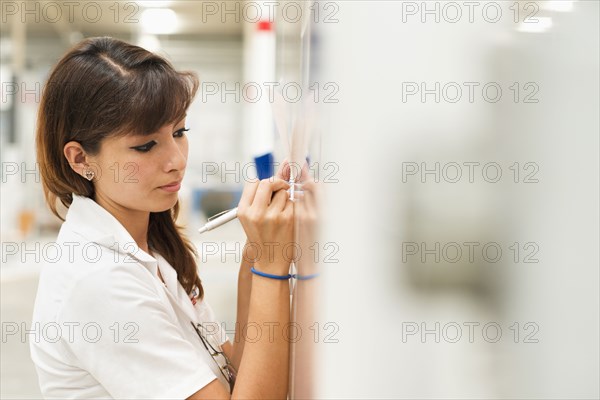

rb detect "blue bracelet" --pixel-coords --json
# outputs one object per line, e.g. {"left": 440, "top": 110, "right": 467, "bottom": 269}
{"left": 250, "top": 267, "right": 292, "bottom": 280}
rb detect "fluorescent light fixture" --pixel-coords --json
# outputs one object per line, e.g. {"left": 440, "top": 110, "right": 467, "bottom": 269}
{"left": 517, "top": 16, "right": 553, "bottom": 33}
{"left": 137, "top": 34, "right": 161, "bottom": 52}
{"left": 137, "top": 1, "right": 174, "bottom": 8}
{"left": 140, "top": 8, "right": 179, "bottom": 34}
{"left": 542, "top": 1, "right": 575, "bottom": 12}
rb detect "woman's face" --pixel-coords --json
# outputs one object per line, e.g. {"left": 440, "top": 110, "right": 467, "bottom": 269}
{"left": 88, "top": 118, "right": 189, "bottom": 214}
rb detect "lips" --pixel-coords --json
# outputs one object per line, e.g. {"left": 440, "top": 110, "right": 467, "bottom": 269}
{"left": 159, "top": 180, "right": 182, "bottom": 192}
{"left": 161, "top": 180, "right": 181, "bottom": 187}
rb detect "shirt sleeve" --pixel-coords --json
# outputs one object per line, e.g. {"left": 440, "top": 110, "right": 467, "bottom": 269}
{"left": 57, "top": 264, "right": 218, "bottom": 399}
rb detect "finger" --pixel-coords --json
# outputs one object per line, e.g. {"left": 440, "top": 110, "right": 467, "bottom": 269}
{"left": 238, "top": 179, "right": 260, "bottom": 209}
{"left": 282, "top": 193, "right": 295, "bottom": 219}
{"left": 297, "top": 185, "right": 312, "bottom": 207}
{"left": 296, "top": 161, "right": 310, "bottom": 183}
{"left": 268, "top": 188, "right": 290, "bottom": 212}
{"left": 298, "top": 179, "right": 314, "bottom": 195}
{"left": 276, "top": 159, "right": 291, "bottom": 181}
{"left": 294, "top": 193, "right": 306, "bottom": 216}
{"left": 253, "top": 178, "right": 290, "bottom": 210}
{"left": 296, "top": 188, "right": 319, "bottom": 230}
{"left": 300, "top": 180, "right": 321, "bottom": 209}
{"left": 288, "top": 161, "right": 303, "bottom": 182}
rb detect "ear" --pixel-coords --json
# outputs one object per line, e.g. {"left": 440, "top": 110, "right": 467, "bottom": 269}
{"left": 63, "top": 141, "right": 90, "bottom": 176}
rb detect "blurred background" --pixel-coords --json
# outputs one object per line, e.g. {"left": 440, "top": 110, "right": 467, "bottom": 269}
{"left": 1, "top": 0, "right": 598, "bottom": 399}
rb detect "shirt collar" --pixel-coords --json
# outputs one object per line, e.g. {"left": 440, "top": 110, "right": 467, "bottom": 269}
{"left": 65, "top": 194, "right": 157, "bottom": 265}
{"left": 65, "top": 195, "right": 201, "bottom": 322}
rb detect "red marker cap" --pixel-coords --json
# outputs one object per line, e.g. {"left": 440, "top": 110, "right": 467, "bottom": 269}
{"left": 257, "top": 20, "right": 272, "bottom": 31}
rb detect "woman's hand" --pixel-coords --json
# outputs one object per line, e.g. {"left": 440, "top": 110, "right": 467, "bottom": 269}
{"left": 293, "top": 162, "right": 321, "bottom": 275}
{"left": 237, "top": 163, "right": 294, "bottom": 275}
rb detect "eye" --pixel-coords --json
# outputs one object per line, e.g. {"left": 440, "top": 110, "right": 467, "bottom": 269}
{"left": 130, "top": 140, "right": 157, "bottom": 152}
{"left": 174, "top": 127, "right": 189, "bottom": 138}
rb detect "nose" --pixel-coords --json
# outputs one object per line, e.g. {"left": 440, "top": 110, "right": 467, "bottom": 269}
{"left": 162, "top": 136, "right": 187, "bottom": 173}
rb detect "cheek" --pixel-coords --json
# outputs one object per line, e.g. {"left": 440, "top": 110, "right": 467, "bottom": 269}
{"left": 125, "top": 160, "right": 153, "bottom": 185}
{"left": 96, "top": 159, "right": 154, "bottom": 193}
{"left": 181, "top": 137, "right": 189, "bottom": 161}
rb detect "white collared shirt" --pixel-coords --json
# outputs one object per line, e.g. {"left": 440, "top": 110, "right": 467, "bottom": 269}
{"left": 30, "top": 194, "right": 230, "bottom": 399}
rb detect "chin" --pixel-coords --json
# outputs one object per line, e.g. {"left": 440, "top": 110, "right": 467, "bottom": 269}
{"left": 152, "top": 196, "right": 179, "bottom": 213}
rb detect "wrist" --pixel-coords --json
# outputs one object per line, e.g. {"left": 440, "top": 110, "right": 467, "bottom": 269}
{"left": 254, "top": 260, "right": 290, "bottom": 277}
{"left": 250, "top": 266, "right": 292, "bottom": 280}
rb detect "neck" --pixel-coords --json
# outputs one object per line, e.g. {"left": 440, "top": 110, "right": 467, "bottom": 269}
{"left": 93, "top": 193, "right": 151, "bottom": 254}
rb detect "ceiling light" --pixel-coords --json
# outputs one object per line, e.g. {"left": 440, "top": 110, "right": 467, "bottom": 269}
{"left": 140, "top": 8, "right": 179, "bottom": 34}
{"left": 137, "top": 34, "right": 161, "bottom": 52}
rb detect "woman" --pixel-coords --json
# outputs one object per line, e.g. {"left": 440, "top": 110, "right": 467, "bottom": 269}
{"left": 31, "top": 36, "right": 294, "bottom": 399}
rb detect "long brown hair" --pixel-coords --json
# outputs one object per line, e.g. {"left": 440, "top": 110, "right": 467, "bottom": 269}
{"left": 36, "top": 36, "right": 203, "bottom": 298}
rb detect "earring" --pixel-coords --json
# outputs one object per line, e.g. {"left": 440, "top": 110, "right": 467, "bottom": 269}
{"left": 83, "top": 168, "right": 95, "bottom": 181}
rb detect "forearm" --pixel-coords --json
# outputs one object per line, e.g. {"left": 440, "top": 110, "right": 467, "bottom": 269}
{"left": 231, "top": 261, "right": 290, "bottom": 399}
{"left": 231, "top": 252, "right": 252, "bottom": 370}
